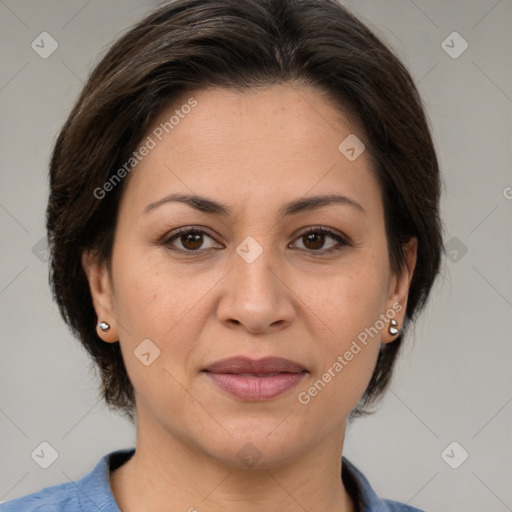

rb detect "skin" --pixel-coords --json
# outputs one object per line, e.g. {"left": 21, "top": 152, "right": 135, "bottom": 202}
{"left": 83, "top": 84, "right": 417, "bottom": 512}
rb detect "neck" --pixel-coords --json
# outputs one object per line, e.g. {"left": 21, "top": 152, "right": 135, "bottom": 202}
{"left": 110, "top": 413, "right": 355, "bottom": 512}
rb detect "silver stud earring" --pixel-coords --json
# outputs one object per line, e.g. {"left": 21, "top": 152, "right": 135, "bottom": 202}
{"left": 388, "top": 319, "right": 399, "bottom": 336}
{"left": 98, "top": 321, "right": 111, "bottom": 332}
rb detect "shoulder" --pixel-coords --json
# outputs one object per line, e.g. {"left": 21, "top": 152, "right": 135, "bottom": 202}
{"left": 342, "top": 457, "right": 427, "bottom": 512}
{"left": 381, "top": 499, "right": 426, "bottom": 511}
{"left": 0, "top": 481, "right": 80, "bottom": 511}
{"left": 0, "top": 447, "right": 135, "bottom": 512}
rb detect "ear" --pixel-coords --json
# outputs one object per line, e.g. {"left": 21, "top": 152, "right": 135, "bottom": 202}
{"left": 81, "top": 250, "right": 119, "bottom": 343}
{"left": 381, "top": 236, "right": 418, "bottom": 344}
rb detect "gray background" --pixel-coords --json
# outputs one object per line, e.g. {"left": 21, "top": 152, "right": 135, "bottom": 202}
{"left": 1, "top": 1, "right": 511, "bottom": 510}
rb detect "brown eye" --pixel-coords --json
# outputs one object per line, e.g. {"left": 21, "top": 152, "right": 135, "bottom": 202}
{"left": 180, "top": 232, "right": 204, "bottom": 250}
{"left": 164, "top": 228, "right": 220, "bottom": 252}
{"left": 292, "top": 227, "right": 348, "bottom": 253}
{"left": 302, "top": 231, "right": 326, "bottom": 250}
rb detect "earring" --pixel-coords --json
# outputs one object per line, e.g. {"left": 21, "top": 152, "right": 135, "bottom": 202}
{"left": 388, "top": 319, "right": 400, "bottom": 336}
{"left": 98, "top": 321, "right": 111, "bottom": 332}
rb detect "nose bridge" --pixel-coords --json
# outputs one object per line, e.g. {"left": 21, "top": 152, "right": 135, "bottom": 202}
{"left": 246, "top": 240, "right": 275, "bottom": 278}
{"left": 217, "top": 235, "right": 294, "bottom": 332}
{"left": 234, "top": 235, "right": 280, "bottom": 306}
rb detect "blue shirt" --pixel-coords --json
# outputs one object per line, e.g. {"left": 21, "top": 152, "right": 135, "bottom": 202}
{"left": 1, "top": 447, "right": 425, "bottom": 511}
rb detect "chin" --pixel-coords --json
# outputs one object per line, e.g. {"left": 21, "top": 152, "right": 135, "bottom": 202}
{"left": 215, "top": 438, "right": 304, "bottom": 471}
{"left": 201, "top": 418, "right": 308, "bottom": 469}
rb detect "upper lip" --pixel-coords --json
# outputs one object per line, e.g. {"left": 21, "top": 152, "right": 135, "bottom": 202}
{"left": 203, "top": 356, "right": 307, "bottom": 374}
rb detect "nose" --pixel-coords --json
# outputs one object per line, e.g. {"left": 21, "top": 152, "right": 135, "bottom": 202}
{"left": 216, "top": 244, "right": 295, "bottom": 335}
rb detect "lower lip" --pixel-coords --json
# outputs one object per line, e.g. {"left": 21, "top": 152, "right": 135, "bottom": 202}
{"left": 204, "top": 371, "right": 307, "bottom": 401}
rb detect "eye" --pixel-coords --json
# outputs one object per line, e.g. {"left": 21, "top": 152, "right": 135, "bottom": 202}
{"left": 163, "top": 228, "right": 221, "bottom": 252}
{"left": 162, "top": 226, "right": 349, "bottom": 254}
{"left": 290, "top": 227, "right": 349, "bottom": 253}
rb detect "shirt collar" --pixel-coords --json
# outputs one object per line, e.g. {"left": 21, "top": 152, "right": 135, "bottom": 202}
{"left": 76, "top": 448, "right": 402, "bottom": 512}
{"left": 342, "top": 456, "right": 398, "bottom": 511}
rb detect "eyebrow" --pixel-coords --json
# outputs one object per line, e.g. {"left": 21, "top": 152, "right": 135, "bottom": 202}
{"left": 144, "top": 192, "right": 365, "bottom": 217}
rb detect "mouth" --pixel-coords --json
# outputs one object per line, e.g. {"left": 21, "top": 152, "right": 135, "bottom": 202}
{"left": 202, "top": 356, "right": 308, "bottom": 401}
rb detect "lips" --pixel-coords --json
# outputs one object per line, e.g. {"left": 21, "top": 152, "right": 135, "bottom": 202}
{"left": 202, "top": 356, "right": 308, "bottom": 401}
{"left": 204, "top": 356, "right": 307, "bottom": 374}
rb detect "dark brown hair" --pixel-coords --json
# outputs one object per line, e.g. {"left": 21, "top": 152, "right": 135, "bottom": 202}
{"left": 47, "top": 0, "right": 444, "bottom": 423}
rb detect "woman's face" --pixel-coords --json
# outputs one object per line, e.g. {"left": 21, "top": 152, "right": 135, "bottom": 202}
{"left": 84, "top": 84, "right": 416, "bottom": 468}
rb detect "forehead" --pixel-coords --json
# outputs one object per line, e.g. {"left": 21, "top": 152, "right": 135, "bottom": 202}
{"left": 119, "top": 84, "right": 382, "bottom": 219}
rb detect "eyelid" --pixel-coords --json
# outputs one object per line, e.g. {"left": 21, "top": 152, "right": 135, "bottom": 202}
{"left": 161, "top": 225, "right": 221, "bottom": 247}
{"left": 293, "top": 225, "right": 349, "bottom": 241}
{"left": 290, "top": 226, "right": 351, "bottom": 251}
{"left": 162, "top": 225, "right": 351, "bottom": 254}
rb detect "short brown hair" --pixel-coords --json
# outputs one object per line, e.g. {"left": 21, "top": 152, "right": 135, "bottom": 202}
{"left": 47, "top": 0, "right": 445, "bottom": 423}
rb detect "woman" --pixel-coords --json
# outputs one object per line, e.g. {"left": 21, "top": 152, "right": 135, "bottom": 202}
{"left": 2, "top": 0, "right": 443, "bottom": 510}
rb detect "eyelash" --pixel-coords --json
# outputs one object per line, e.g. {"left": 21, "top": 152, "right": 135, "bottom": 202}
{"left": 161, "top": 226, "right": 350, "bottom": 255}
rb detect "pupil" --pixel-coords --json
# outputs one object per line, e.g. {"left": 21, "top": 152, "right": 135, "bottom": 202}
{"left": 183, "top": 232, "right": 202, "bottom": 250}
{"left": 179, "top": 231, "right": 327, "bottom": 251}
{"left": 305, "top": 232, "right": 324, "bottom": 250}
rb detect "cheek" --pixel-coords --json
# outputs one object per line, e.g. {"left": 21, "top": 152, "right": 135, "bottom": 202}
{"left": 111, "top": 245, "right": 202, "bottom": 336}
{"left": 108, "top": 248, "right": 201, "bottom": 404}
{"left": 298, "top": 260, "right": 388, "bottom": 407}
{"left": 308, "top": 260, "right": 389, "bottom": 343}
{"left": 109, "top": 244, "right": 222, "bottom": 387}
